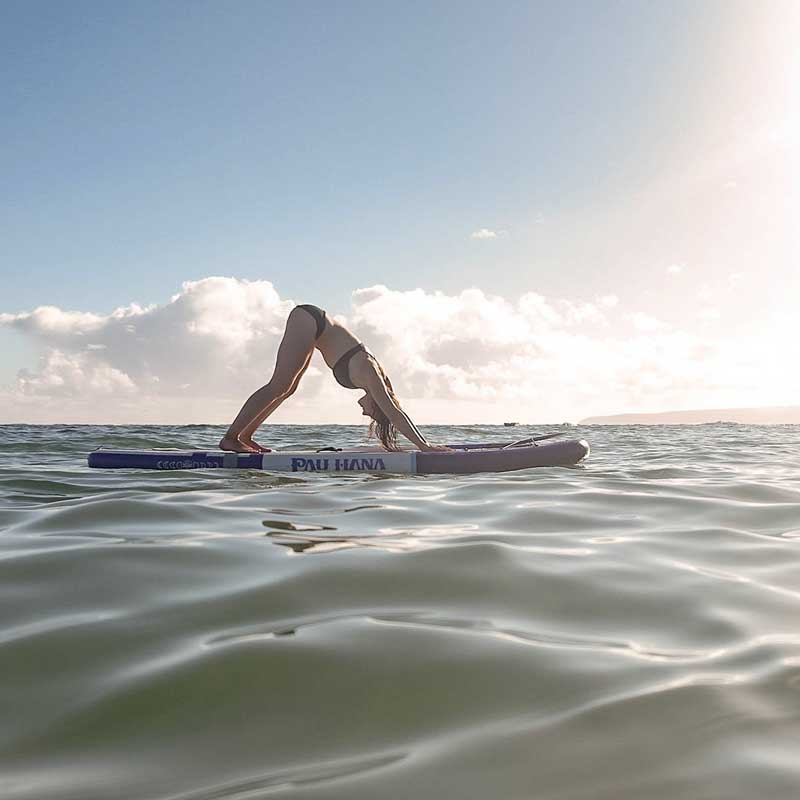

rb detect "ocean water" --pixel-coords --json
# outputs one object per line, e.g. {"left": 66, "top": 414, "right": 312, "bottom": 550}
{"left": 1, "top": 423, "right": 799, "bottom": 800}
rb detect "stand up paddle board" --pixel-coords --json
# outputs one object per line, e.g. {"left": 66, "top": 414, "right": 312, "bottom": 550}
{"left": 87, "top": 434, "right": 589, "bottom": 474}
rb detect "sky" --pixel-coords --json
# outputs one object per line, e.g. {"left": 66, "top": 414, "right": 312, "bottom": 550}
{"left": 1, "top": 0, "right": 798, "bottom": 425}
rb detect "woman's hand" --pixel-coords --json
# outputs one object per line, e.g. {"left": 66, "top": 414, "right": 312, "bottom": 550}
{"left": 421, "top": 443, "right": 455, "bottom": 452}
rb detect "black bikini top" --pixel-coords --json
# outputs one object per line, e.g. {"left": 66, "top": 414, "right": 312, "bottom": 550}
{"left": 332, "top": 343, "right": 367, "bottom": 390}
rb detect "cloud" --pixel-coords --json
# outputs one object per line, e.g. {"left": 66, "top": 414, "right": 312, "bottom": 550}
{"left": 15, "top": 350, "right": 137, "bottom": 395}
{"left": 0, "top": 277, "right": 293, "bottom": 411}
{"left": 697, "top": 307, "right": 721, "bottom": 322}
{"left": 345, "top": 285, "right": 757, "bottom": 416}
{"left": 666, "top": 264, "right": 684, "bottom": 275}
{"left": 0, "top": 306, "right": 108, "bottom": 335}
{"left": 1, "top": 277, "right": 794, "bottom": 424}
{"left": 470, "top": 228, "right": 502, "bottom": 240}
{"left": 628, "top": 311, "right": 668, "bottom": 332}
{"left": 728, "top": 272, "right": 745, "bottom": 288}
{"left": 697, "top": 283, "right": 714, "bottom": 302}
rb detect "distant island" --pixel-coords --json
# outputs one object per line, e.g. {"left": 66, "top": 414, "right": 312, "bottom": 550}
{"left": 579, "top": 406, "right": 800, "bottom": 425}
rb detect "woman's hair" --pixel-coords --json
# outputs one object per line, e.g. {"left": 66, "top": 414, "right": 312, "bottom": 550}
{"left": 368, "top": 364, "right": 401, "bottom": 451}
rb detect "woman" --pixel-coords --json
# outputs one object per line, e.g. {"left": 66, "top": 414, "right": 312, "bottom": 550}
{"left": 219, "top": 303, "right": 452, "bottom": 454}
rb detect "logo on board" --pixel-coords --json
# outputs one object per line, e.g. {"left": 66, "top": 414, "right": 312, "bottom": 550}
{"left": 290, "top": 457, "right": 387, "bottom": 472}
{"left": 156, "top": 460, "right": 218, "bottom": 469}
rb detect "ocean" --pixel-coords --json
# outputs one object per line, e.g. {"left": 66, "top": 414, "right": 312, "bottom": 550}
{"left": 1, "top": 423, "right": 799, "bottom": 799}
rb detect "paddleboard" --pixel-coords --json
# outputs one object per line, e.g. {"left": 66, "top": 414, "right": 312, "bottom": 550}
{"left": 87, "top": 436, "right": 589, "bottom": 474}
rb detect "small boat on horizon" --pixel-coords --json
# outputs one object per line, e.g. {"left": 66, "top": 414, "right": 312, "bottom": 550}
{"left": 503, "top": 422, "right": 518, "bottom": 427}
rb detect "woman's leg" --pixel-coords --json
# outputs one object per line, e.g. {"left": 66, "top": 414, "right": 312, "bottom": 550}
{"left": 239, "top": 350, "right": 312, "bottom": 442}
{"left": 220, "top": 308, "right": 316, "bottom": 452}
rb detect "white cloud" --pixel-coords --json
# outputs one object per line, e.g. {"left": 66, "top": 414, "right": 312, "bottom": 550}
{"left": 0, "top": 306, "right": 107, "bottom": 335}
{"left": 15, "top": 350, "right": 137, "bottom": 395}
{"left": 628, "top": 311, "right": 669, "bottom": 333}
{"left": 697, "top": 283, "right": 714, "bottom": 302}
{"left": 1, "top": 277, "right": 796, "bottom": 424}
{"left": 0, "top": 277, "right": 293, "bottom": 417}
{"left": 697, "top": 307, "right": 721, "bottom": 322}
{"left": 728, "top": 272, "right": 745, "bottom": 288}
{"left": 666, "top": 264, "right": 684, "bottom": 275}
{"left": 470, "top": 228, "right": 499, "bottom": 239}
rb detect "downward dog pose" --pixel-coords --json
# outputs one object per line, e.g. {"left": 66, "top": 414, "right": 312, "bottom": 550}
{"left": 220, "top": 304, "right": 452, "bottom": 454}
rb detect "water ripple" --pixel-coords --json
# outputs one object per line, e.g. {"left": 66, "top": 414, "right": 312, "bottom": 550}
{"left": 2, "top": 423, "right": 800, "bottom": 800}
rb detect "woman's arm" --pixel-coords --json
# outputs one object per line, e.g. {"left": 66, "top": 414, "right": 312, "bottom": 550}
{"left": 363, "top": 369, "right": 442, "bottom": 451}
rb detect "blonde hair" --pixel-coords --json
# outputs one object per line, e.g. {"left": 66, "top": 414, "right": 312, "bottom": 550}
{"left": 367, "top": 363, "right": 401, "bottom": 451}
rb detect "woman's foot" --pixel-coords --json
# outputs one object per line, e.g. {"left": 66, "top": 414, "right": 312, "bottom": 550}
{"left": 240, "top": 436, "right": 272, "bottom": 453}
{"left": 219, "top": 435, "right": 259, "bottom": 453}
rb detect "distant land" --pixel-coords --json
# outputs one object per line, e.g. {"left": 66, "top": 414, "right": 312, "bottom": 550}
{"left": 579, "top": 406, "right": 800, "bottom": 425}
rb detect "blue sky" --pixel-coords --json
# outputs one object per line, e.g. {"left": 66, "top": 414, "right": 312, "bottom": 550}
{"left": 1, "top": 1, "right": 797, "bottom": 421}
{"left": 3, "top": 1, "right": 722, "bottom": 309}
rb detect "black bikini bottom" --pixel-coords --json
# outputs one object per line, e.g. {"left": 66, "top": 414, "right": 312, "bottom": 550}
{"left": 296, "top": 304, "right": 326, "bottom": 339}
